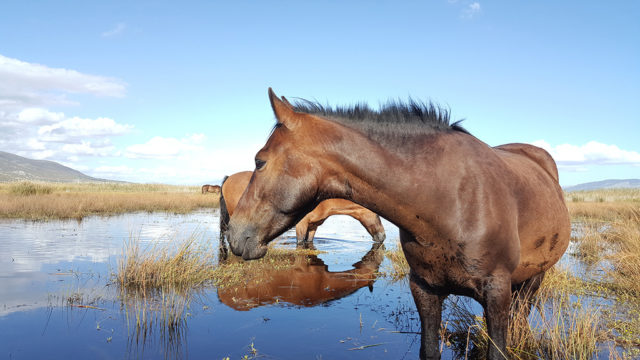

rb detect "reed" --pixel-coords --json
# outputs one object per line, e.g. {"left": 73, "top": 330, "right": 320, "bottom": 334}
{"left": 382, "top": 240, "right": 410, "bottom": 281}
{"left": 115, "top": 234, "right": 217, "bottom": 291}
{"left": 0, "top": 181, "right": 219, "bottom": 220}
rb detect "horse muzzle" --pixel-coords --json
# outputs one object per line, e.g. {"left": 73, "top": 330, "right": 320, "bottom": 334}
{"left": 228, "top": 222, "right": 269, "bottom": 260}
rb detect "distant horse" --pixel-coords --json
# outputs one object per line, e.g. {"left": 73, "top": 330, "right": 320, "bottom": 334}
{"left": 219, "top": 171, "right": 385, "bottom": 246}
{"left": 218, "top": 242, "right": 383, "bottom": 310}
{"left": 201, "top": 184, "right": 221, "bottom": 195}
{"left": 227, "top": 89, "right": 571, "bottom": 359}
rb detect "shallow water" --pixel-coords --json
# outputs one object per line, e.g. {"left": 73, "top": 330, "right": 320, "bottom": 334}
{"left": 1, "top": 210, "right": 447, "bottom": 359}
{"left": 1, "top": 212, "right": 620, "bottom": 359}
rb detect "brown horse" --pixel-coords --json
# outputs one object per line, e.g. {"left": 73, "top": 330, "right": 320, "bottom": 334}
{"left": 296, "top": 198, "right": 385, "bottom": 244}
{"left": 219, "top": 171, "right": 385, "bottom": 245}
{"left": 218, "top": 242, "right": 383, "bottom": 310}
{"left": 228, "top": 89, "right": 571, "bottom": 359}
{"left": 201, "top": 184, "right": 221, "bottom": 195}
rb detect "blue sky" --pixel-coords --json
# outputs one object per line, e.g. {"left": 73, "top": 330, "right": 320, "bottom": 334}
{"left": 0, "top": 1, "right": 638, "bottom": 186}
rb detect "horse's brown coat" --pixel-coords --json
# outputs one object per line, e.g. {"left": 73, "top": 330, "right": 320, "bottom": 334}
{"left": 227, "top": 89, "right": 571, "bottom": 359}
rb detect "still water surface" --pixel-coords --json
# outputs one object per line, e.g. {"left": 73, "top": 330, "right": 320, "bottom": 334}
{"left": 1, "top": 210, "right": 457, "bottom": 359}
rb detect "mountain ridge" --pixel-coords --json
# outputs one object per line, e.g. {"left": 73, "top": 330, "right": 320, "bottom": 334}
{"left": 564, "top": 179, "right": 640, "bottom": 192}
{"left": 0, "top": 151, "right": 117, "bottom": 183}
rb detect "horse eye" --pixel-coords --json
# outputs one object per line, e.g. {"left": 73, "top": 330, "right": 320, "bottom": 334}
{"left": 255, "top": 158, "right": 266, "bottom": 170}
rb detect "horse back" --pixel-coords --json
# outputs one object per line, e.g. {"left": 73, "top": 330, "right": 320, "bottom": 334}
{"left": 221, "top": 171, "right": 253, "bottom": 217}
{"left": 493, "top": 143, "right": 559, "bottom": 182}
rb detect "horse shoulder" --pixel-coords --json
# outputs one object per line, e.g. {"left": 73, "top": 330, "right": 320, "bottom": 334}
{"left": 493, "top": 143, "right": 559, "bottom": 182}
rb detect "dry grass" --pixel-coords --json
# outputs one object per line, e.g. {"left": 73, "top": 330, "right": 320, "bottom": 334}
{"left": 211, "top": 247, "right": 323, "bottom": 289}
{"left": 382, "top": 240, "right": 410, "bottom": 281}
{"left": 114, "top": 233, "right": 323, "bottom": 292}
{"left": 115, "top": 234, "right": 217, "bottom": 291}
{"left": 0, "top": 181, "right": 219, "bottom": 220}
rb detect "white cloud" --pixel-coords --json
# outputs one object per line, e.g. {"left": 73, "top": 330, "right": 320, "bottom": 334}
{"left": 61, "top": 141, "right": 115, "bottom": 157}
{"left": 101, "top": 23, "right": 126, "bottom": 38}
{"left": 125, "top": 134, "right": 206, "bottom": 159}
{"left": 38, "top": 116, "right": 133, "bottom": 142}
{"left": 18, "top": 108, "right": 64, "bottom": 124}
{"left": 461, "top": 2, "right": 481, "bottom": 18}
{"left": 0, "top": 54, "right": 129, "bottom": 165}
{"left": 532, "top": 140, "right": 640, "bottom": 169}
{"left": 0, "top": 54, "right": 126, "bottom": 105}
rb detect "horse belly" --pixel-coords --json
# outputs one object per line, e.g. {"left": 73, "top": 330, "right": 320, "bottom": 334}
{"left": 512, "top": 196, "right": 571, "bottom": 284}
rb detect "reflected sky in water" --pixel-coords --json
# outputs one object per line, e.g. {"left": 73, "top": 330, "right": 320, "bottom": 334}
{"left": 2, "top": 210, "right": 447, "bottom": 359}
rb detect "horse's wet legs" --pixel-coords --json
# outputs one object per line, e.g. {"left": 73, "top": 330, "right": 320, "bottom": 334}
{"left": 482, "top": 274, "right": 512, "bottom": 360}
{"left": 409, "top": 271, "right": 444, "bottom": 360}
{"left": 295, "top": 220, "right": 309, "bottom": 245}
{"left": 306, "top": 228, "right": 317, "bottom": 243}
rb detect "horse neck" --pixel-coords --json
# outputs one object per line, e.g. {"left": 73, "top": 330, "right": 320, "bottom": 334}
{"left": 318, "top": 123, "right": 447, "bottom": 234}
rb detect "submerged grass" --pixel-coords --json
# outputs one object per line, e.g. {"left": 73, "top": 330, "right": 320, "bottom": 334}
{"left": 0, "top": 181, "right": 219, "bottom": 220}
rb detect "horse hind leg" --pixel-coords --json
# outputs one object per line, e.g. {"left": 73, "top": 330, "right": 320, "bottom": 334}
{"left": 510, "top": 271, "right": 545, "bottom": 340}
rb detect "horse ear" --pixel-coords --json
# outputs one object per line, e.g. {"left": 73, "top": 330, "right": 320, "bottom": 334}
{"left": 281, "top": 96, "right": 293, "bottom": 109}
{"left": 268, "top": 88, "right": 299, "bottom": 129}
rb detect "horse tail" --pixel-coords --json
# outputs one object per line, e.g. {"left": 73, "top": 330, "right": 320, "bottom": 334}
{"left": 218, "top": 175, "right": 231, "bottom": 260}
{"left": 219, "top": 176, "right": 230, "bottom": 236}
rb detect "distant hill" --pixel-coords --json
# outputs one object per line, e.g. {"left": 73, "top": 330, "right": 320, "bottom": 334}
{"left": 564, "top": 179, "right": 640, "bottom": 192}
{"left": 0, "top": 151, "right": 115, "bottom": 183}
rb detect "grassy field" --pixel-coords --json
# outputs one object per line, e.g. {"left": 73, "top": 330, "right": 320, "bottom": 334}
{"left": 0, "top": 181, "right": 219, "bottom": 220}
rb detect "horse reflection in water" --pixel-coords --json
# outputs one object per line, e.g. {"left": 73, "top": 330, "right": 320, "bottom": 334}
{"left": 218, "top": 171, "right": 385, "bottom": 255}
{"left": 228, "top": 89, "right": 571, "bottom": 360}
{"left": 218, "top": 242, "right": 384, "bottom": 311}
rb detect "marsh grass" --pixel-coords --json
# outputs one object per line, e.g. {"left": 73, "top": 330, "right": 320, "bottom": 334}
{"left": 116, "top": 234, "right": 217, "bottom": 291}
{"left": 382, "top": 240, "right": 410, "bottom": 281}
{"left": 0, "top": 181, "right": 219, "bottom": 220}
{"left": 442, "top": 285, "right": 604, "bottom": 360}
{"left": 211, "top": 247, "right": 323, "bottom": 289}
{"left": 115, "top": 232, "right": 323, "bottom": 292}
{"left": 8, "top": 181, "right": 54, "bottom": 195}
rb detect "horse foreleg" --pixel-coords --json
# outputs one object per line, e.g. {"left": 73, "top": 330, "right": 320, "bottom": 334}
{"left": 306, "top": 227, "right": 318, "bottom": 243}
{"left": 295, "top": 220, "right": 309, "bottom": 245}
{"left": 410, "top": 271, "right": 444, "bottom": 360}
{"left": 482, "top": 273, "right": 512, "bottom": 360}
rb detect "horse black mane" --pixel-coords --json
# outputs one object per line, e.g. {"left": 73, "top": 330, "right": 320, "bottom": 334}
{"left": 290, "top": 98, "right": 470, "bottom": 146}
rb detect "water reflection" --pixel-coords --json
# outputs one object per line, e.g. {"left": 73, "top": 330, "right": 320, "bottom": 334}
{"left": 0, "top": 211, "right": 218, "bottom": 317}
{"left": 120, "top": 287, "right": 194, "bottom": 360}
{"left": 218, "top": 242, "right": 384, "bottom": 311}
